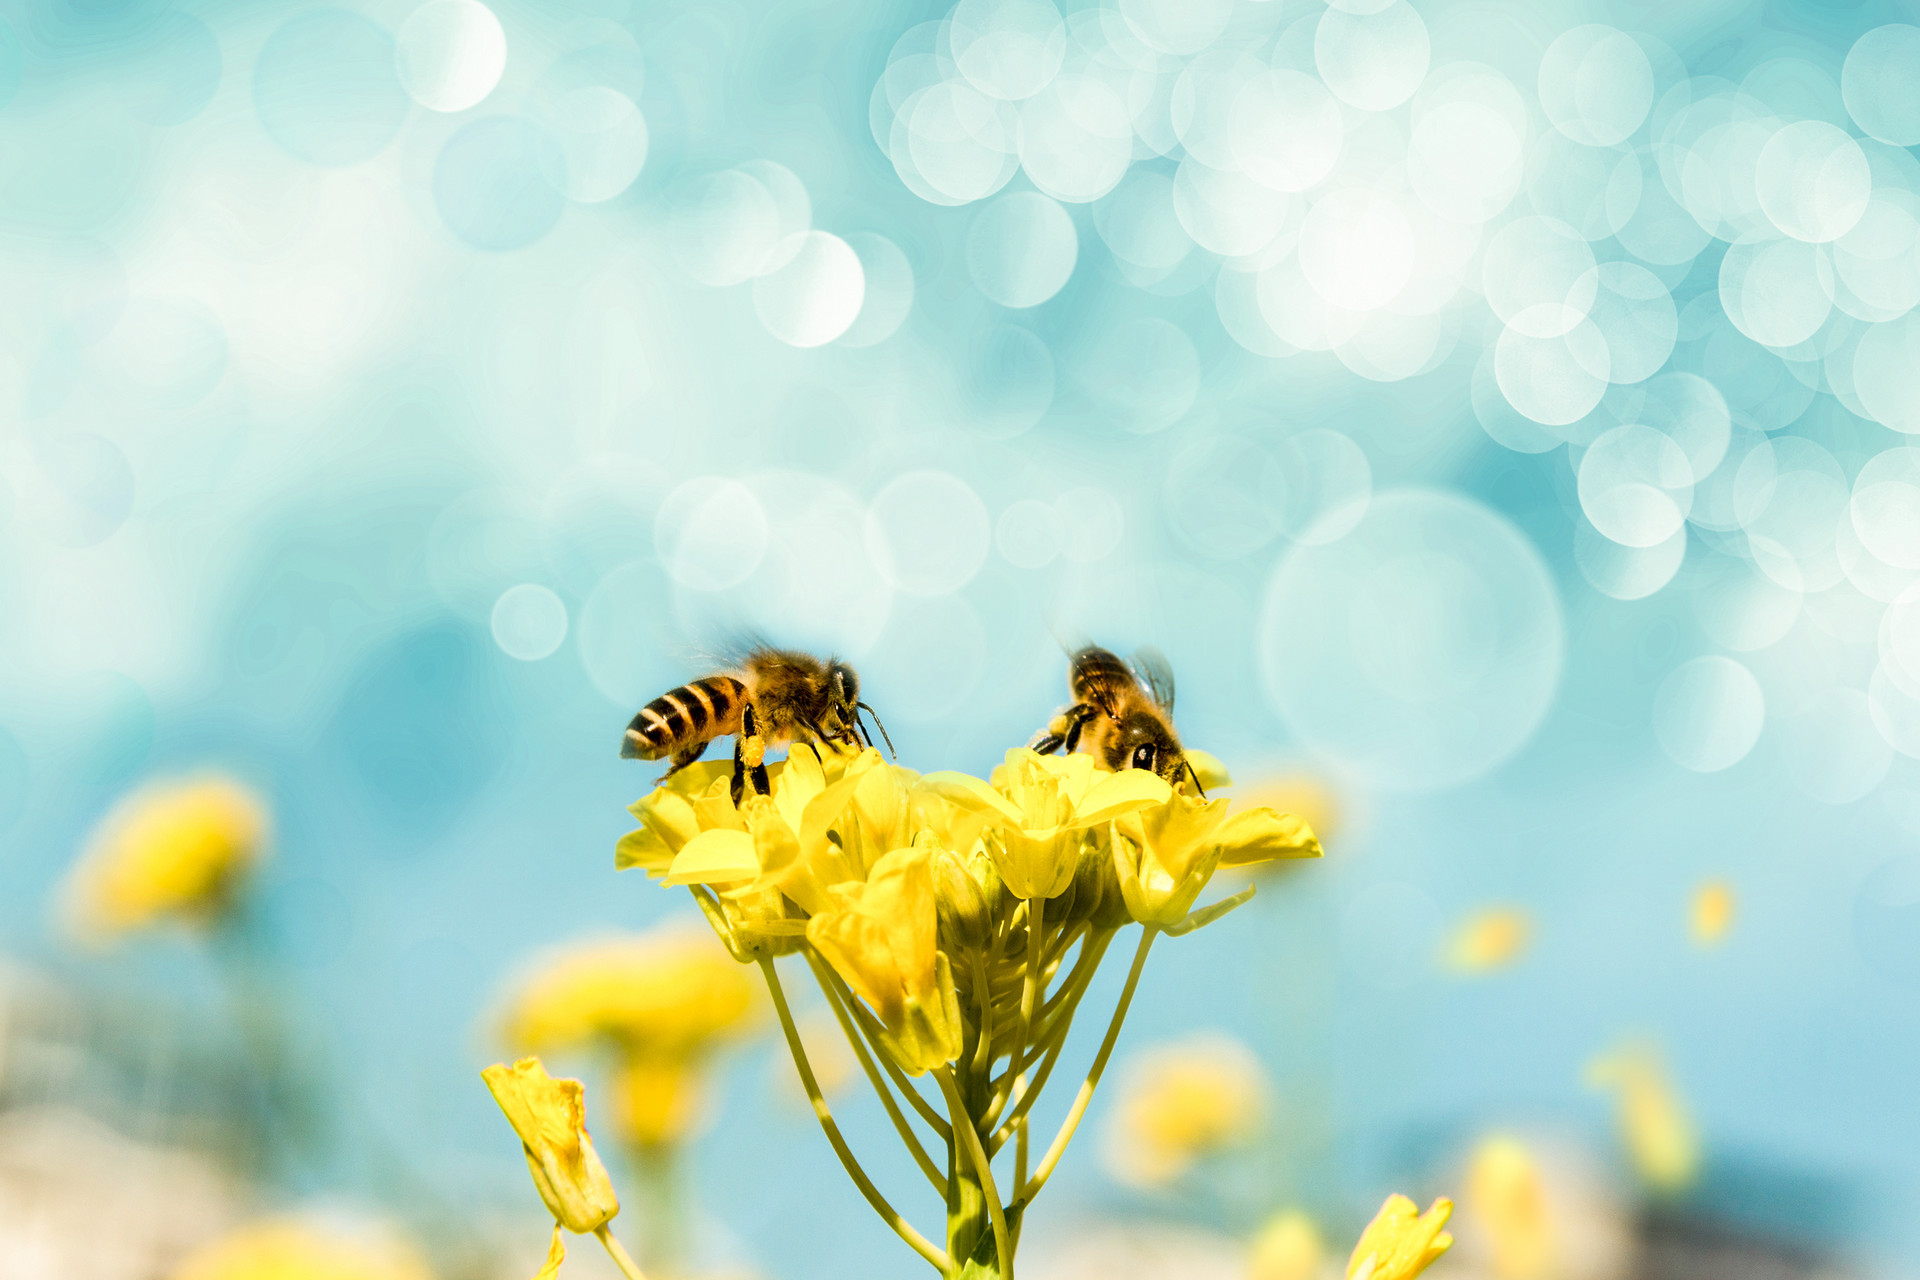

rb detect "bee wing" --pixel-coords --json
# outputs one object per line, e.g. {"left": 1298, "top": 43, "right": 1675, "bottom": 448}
{"left": 701, "top": 625, "right": 779, "bottom": 674}
{"left": 1131, "top": 645, "right": 1177, "bottom": 712}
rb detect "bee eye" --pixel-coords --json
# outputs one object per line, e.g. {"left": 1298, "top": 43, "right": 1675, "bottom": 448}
{"left": 1131, "top": 743, "right": 1157, "bottom": 771}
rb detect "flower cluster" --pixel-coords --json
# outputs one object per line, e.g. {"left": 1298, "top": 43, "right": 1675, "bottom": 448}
{"left": 612, "top": 741, "right": 1317, "bottom": 1278}
{"left": 620, "top": 745, "right": 1318, "bottom": 1081}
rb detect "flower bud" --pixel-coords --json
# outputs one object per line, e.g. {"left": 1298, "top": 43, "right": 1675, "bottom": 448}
{"left": 482, "top": 1057, "right": 620, "bottom": 1233}
{"left": 931, "top": 843, "right": 992, "bottom": 953}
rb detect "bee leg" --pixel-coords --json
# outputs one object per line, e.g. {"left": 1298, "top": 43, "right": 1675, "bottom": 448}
{"left": 731, "top": 703, "right": 773, "bottom": 804}
{"left": 1061, "top": 703, "right": 1101, "bottom": 752}
{"left": 857, "top": 702, "right": 896, "bottom": 758}
{"left": 661, "top": 738, "right": 710, "bottom": 779}
{"left": 1031, "top": 703, "right": 1096, "bottom": 755}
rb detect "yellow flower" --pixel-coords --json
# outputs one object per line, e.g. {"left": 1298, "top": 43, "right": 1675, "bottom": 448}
{"left": 171, "top": 1218, "right": 432, "bottom": 1280}
{"left": 499, "top": 928, "right": 760, "bottom": 1148}
{"left": 1106, "top": 1035, "right": 1266, "bottom": 1188}
{"left": 64, "top": 775, "right": 267, "bottom": 940}
{"left": 805, "top": 843, "right": 962, "bottom": 1074}
{"left": 924, "top": 749, "right": 1171, "bottom": 899}
{"left": 1239, "top": 771, "right": 1342, "bottom": 849}
{"left": 1250, "top": 1209, "right": 1324, "bottom": 1280}
{"left": 1112, "top": 791, "right": 1320, "bottom": 927}
{"left": 1444, "top": 908, "right": 1532, "bottom": 973}
{"left": 1585, "top": 1042, "right": 1698, "bottom": 1192}
{"left": 1348, "top": 1195, "right": 1453, "bottom": 1280}
{"left": 482, "top": 1057, "right": 620, "bottom": 1233}
{"left": 501, "top": 930, "right": 758, "bottom": 1053}
{"left": 1467, "top": 1136, "right": 1554, "bottom": 1280}
{"left": 1690, "top": 880, "right": 1735, "bottom": 946}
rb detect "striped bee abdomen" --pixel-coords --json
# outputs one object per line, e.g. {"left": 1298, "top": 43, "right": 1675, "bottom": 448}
{"left": 621, "top": 675, "right": 749, "bottom": 760}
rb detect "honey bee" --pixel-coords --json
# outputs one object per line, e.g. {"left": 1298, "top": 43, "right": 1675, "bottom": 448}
{"left": 621, "top": 647, "right": 892, "bottom": 804}
{"left": 1030, "top": 645, "right": 1202, "bottom": 794}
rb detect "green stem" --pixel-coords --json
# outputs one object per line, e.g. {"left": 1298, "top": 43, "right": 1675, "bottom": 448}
{"left": 817, "top": 959, "right": 953, "bottom": 1143}
{"left": 806, "top": 951, "right": 949, "bottom": 1196}
{"left": 937, "top": 1066, "right": 1013, "bottom": 1280}
{"left": 758, "top": 958, "right": 951, "bottom": 1274}
{"left": 984, "top": 896, "right": 1046, "bottom": 1130}
{"left": 1014, "top": 927, "right": 1158, "bottom": 1209}
{"left": 596, "top": 1225, "right": 650, "bottom": 1280}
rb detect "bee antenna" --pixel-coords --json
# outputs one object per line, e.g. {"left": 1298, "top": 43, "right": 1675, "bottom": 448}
{"left": 1185, "top": 759, "right": 1207, "bottom": 800}
{"left": 857, "top": 702, "right": 896, "bottom": 758}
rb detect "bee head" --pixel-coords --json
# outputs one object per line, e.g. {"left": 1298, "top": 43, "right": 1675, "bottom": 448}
{"left": 825, "top": 659, "right": 859, "bottom": 715}
{"left": 1116, "top": 712, "right": 1189, "bottom": 788}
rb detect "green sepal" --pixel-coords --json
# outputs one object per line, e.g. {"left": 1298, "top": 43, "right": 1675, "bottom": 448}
{"left": 1163, "top": 883, "right": 1258, "bottom": 937}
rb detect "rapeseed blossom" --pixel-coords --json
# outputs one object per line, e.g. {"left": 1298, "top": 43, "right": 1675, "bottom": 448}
{"left": 500, "top": 930, "right": 759, "bottom": 1148}
{"left": 64, "top": 776, "right": 267, "bottom": 940}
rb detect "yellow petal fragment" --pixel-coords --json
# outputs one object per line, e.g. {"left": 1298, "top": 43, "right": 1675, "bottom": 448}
{"left": 918, "top": 770, "right": 1026, "bottom": 825}
{"left": 1467, "top": 1135, "right": 1554, "bottom": 1280}
{"left": 1250, "top": 1209, "right": 1323, "bottom": 1280}
{"left": 662, "top": 828, "right": 760, "bottom": 886}
{"left": 1444, "top": 908, "right": 1532, "bottom": 973}
{"left": 1347, "top": 1194, "right": 1453, "bottom": 1280}
{"left": 1181, "top": 748, "right": 1233, "bottom": 791}
{"left": 1690, "top": 879, "right": 1735, "bottom": 946}
{"left": 534, "top": 1224, "right": 566, "bottom": 1280}
{"left": 482, "top": 1057, "right": 620, "bottom": 1233}
{"left": 1214, "top": 806, "right": 1322, "bottom": 866}
{"left": 1072, "top": 768, "right": 1174, "bottom": 826}
{"left": 1585, "top": 1043, "right": 1698, "bottom": 1192}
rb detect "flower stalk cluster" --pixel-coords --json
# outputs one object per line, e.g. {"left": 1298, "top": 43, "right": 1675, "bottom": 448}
{"left": 617, "top": 743, "right": 1319, "bottom": 1279}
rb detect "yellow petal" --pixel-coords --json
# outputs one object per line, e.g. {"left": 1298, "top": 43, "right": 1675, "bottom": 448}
{"left": 1466, "top": 1136, "right": 1554, "bottom": 1280}
{"left": 1586, "top": 1043, "right": 1698, "bottom": 1192}
{"left": 1072, "top": 769, "right": 1174, "bottom": 826}
{"left": 534, "top": 1224, "right": 565, "bottom": 1280}
{"left": 1214, "top": 807, "right": 1322, "bottom": 866}
{"left": 1250, "top": 1210, "right": 1323, "bottom": 1280}
{"left": 919, "top": 771, "right": 1027, "bottom": 825}
{"left": 1347, "top": 1195, "right": 1453, "bottom": 1280}
{"left": 662, "top": 828, "right": 760, "bottom": 886}
{"left": 1182, "top": 748, "right": 1233, "bottom": 791}
{"left": 614, "top": 826, "right": 674, "bottom": 874}
{"left": 1690, "top": 879, "right": 1735, "bottom": 946}
{"left": 1444, "top": 908, "right": 1532, "bottom": 973}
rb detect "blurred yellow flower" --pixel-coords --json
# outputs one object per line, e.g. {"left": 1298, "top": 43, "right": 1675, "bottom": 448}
{"left": 171, "top": 1218, "right": 431, "bottom": 1280}
{"left": 1240, "top": 773, "right": 1342, "bottom": 850}
{"left": 1249, "top": 1209, "right": 1324, "bottom": 1280}
{"left": 1467, "top": 1136, "right": 1553, "bottom": 1279}
{"left": 1347, "top": 1195, "right": 1453, "bottom": 1280}
{"left": 482, "top": 1057, "right": 620, "bottom": 1233}
{"left": 1585, "top": 1043, "right": 1698, "bottom": 1193}
{"left": 1106, "top": 1034, "right": 1267, "bottom": 1188}
{"left": 500, "top": 928, "right": 760, "bottom": 1148}
{"left": 1690, "top": 880, "right": 1735, "bottom": 946}
{"left": 64, "top": 775, "right": 267, "bottom": 941}
{"left": 1444, "top": 908, "right": 1532, "bottom": 973}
